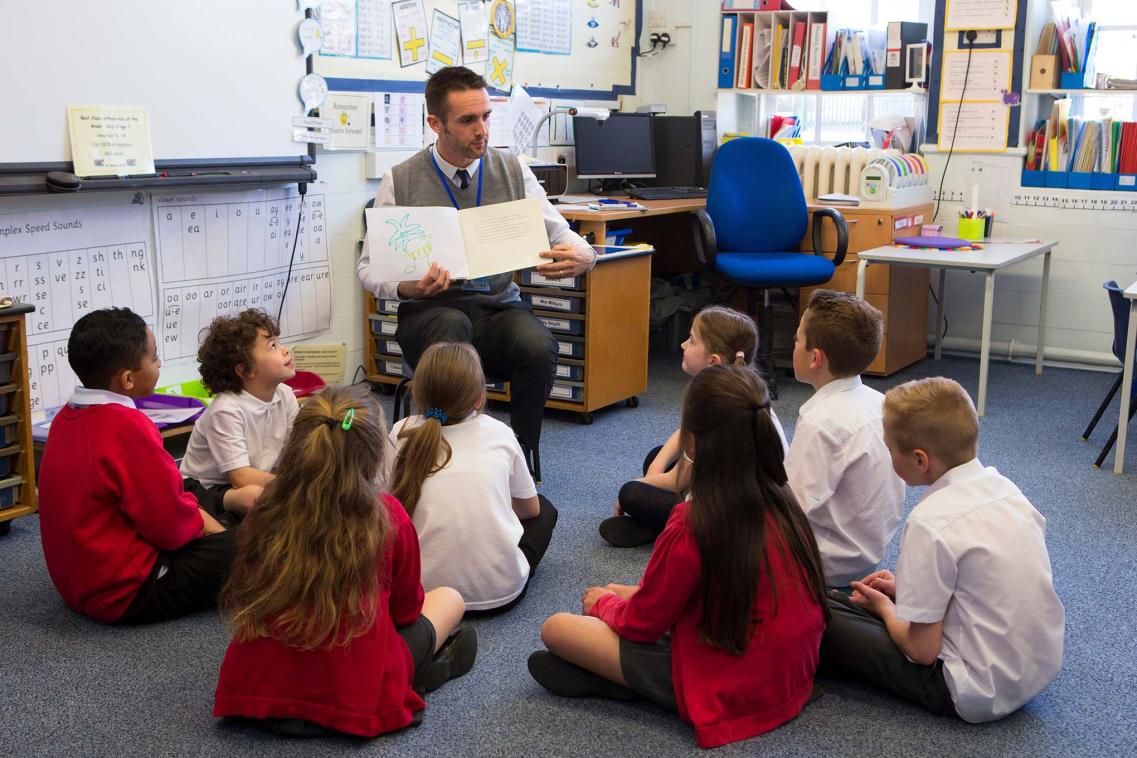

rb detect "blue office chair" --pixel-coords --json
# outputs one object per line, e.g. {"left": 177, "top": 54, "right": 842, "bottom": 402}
{"left": 1082, "top": 280, "right": 1137, "bottom": 468}
{"left": 690, "top": 137, "right": 848, "bottom": 396}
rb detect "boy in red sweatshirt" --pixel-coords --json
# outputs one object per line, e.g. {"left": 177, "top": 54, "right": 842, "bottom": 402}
{"left": 39, "top": 308, "right": 254, "bottom": 623}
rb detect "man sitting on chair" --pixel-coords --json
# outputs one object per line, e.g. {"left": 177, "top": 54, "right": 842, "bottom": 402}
{"left": 358, "top": 66, "right": 595, "bottom": 454}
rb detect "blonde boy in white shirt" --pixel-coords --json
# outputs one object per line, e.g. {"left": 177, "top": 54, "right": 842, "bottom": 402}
{"left": 820, "top": 377, "right": 1064, "bottom": 721}
{"left": 785, "top": 290, "right": 905, "bottom": 587}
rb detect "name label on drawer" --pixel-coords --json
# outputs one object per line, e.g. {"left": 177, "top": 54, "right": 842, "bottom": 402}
{"left": 384, "top": 360, "right": 402, "bottom": 374}
{"left": 379, "top": 319, "right": 397, "bottom": 335}
{"left": 554, "top": 364, "right": 575, "bottom": 378}
{"left": 382, "top": 341, "right": 402, "bottom": 355}
{"left": 533, "top": 294, "right": 572, "bottom": 311}
{"left": 550, "top": 384, "right": 575, "bottom": 399}
{"left": 531, "top": 273, "right": 576, "bottom": 287}
{"left": 378, "top": 299, "right": 400, "bottom": 314}
{"left": 557, "top": 341, "right": 574, "bottom": 356}
{"left": 539, "top": 317, "right": 571, "bottom": 331}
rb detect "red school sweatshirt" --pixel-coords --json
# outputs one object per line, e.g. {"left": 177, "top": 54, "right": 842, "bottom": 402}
{"left": 590, "top": 502, "right": 825, "bottom": 749}
{"left": 38, "top": 403, "right": 205, "bottom": 623}
{"left": 213, "top": 495, "right": 427, "bottom": 736}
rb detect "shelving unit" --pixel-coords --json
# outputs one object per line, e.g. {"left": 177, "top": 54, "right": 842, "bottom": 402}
{"left": 0, "top": 304, "right": 38, "bottom": 537}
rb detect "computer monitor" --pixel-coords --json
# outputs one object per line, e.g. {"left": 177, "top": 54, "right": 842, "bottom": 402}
{"left": 572, "top": 114, "right": 656, "bottom": 180}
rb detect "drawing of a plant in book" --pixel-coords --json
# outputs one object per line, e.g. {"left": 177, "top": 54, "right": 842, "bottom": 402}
{"left": 385, "top": 214, "right": 433, "bottom": 273}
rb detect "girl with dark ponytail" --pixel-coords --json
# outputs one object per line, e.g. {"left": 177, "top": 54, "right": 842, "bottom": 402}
{"left": 529, "top": 365, "right": 828, "bottom": 749}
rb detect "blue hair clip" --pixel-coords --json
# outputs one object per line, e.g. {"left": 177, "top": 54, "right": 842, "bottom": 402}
{"left": 424, "top": 407, "right": 448, "bottom": 424}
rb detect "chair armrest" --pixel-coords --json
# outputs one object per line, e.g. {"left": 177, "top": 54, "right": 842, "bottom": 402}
{"left": 811, "top": 207, "right": 849, "bottom": 268}
{"left": 690, "top": 208, "right": 718, "bottom": 272}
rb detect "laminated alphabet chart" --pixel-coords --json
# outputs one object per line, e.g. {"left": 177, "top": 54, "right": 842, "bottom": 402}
{"left": 0, "top": 202, "right": 154, "bottom": 416}
{"left": 153, "top": 187, "right": 332, "bottom": 362}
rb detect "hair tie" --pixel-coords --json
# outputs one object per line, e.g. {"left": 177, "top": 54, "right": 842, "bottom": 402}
{"left": 424, "top": 407, "right": 448, "bottom": 424}
{"left": 735, "top": 351, "right": 745, "bottom": 360}
{"left": 754, "top": 400, "right": 771, "bottom": 412}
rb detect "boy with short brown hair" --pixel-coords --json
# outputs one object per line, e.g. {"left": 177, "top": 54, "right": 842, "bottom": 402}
{"left": 784, "top": 290, "right": 905, "bottom": 587}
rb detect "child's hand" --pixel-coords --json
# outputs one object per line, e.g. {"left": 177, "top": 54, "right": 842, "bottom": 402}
{"left": 199, "top": 508, "right": 226, "bottom": 536}
{"left": 860, "top": 569, "right": 896, "bottom": 599}
{"left": 582, "top": 586, "right": 616, "bottom": 614}
{"left": 850, "top": 580, "right": 894, "bottom": 618}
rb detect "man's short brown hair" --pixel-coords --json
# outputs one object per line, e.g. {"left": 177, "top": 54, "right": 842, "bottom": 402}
{"left": 425, "top": 66, "right": 487, "bottom": 121}
{"left": 197, "top": 309, "right": 280, "bottom": 394}
{"left": 802, "top": 289, "right": 883, "bottom": 377}
{"left": 883, "top": 377, "right": 979, "bottom": 468}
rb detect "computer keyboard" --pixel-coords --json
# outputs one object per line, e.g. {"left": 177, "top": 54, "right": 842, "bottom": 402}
{"left": 626, "top": 186, "right": 708, "bottom": 200}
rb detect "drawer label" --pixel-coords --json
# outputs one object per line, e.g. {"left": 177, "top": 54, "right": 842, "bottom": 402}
{"left": 378, "top": 299, "right": 400, "bottom": 314}
{"left": 378, "top": 319, "right": 397, "bottom": 335}
{"left": 557, "top": 341, "right": 575, "bottom": 356}
{"left": 383, "top": 360, "right": 402, "bottom": 374}
{"left": 550, "top": 384, "right": 576, "bottom": 400}
{"left": 539, "top": 317, "right": 572, "bottom": 331}
{"left": 533, "top": 294, "right": 572, "bottom": 311}
{"left": 531, "top": 273, "right": 576, "bottom": 287}
{"left": 555, "top": 364, "right": 578, "bottom": 378}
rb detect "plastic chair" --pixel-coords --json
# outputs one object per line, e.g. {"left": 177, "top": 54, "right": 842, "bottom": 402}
{"left": 284, "top": 370, "right": 326, "bottom": 399}
{"left": 1082, "top": 280, "right": 1137, "bottom": 468}
{"left": 690, "top": 137, "right": 848, "bottom": 396}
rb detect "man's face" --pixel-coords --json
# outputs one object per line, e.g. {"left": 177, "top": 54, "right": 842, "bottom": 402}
{"left": 430, "top": 88, "right": 491, "bottom": 163}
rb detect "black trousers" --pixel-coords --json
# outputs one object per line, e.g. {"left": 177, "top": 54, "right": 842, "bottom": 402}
{"left": 183, "top": 478, "right": 233, "bottom": 520}
{"left": 468, "top": 495, "right": 558, "bottom": 616}
{"left": 396, "top": 298, "right": 556, "bottom": 451}
{"left": 617, "top": 445, "right": 681, "bottom": 535}
{"left": 818, "top": 596, "right": 958, "bottom": 717}
{"left": 117, "top": 530, "right": 236, "bottom": 624}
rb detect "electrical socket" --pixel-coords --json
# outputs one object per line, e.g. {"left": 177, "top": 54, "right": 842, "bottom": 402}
{"left": 645, "top": 10, "right": 675, "bottom": 46}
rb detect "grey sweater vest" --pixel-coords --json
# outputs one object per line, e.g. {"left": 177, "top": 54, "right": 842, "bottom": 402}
{"left": 392, "top": 146, "right": 526, "bottom": 303}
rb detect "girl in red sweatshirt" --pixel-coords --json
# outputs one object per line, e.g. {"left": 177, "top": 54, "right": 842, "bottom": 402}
{"left": 213, "top": 385, "right": 475, "bottom": 737}
{"left": 528, "top": 365, "right": 829, "bottom": 749}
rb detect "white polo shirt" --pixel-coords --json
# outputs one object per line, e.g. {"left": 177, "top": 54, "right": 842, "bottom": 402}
{"left": 784, "top": 375, "right": 905, "bottom": 586}
{"left": 390, "top": 411, "right": 537, "bottom": 611}
{"left": 179, "top": 384, "right": 299, "bottom": 486}
{"left": 895, "top": 458, "right": 1065, "bottom": 722}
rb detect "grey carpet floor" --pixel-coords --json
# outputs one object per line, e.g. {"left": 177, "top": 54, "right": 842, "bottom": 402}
{"left": 2, "top": 351, "right": 1135, "bottom": 756}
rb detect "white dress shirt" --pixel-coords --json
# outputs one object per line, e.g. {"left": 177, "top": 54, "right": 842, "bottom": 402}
{"left": 784, "top": 375, "right": 905, "bottom": 586}
{"left": 895, "top": 458, "right": 1065, "bottom": 722}
{"left": 179, "top": 384, "right": 299, "bottom": 486}
{"left": 356, "top": 146, "right": 593, "bottom": 301}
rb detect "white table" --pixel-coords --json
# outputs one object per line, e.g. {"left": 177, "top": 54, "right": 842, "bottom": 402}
{"left": 1112, "top": 281, "right": 1137, "bottom": 474}
{"left": 854, "top": 241, "right": 1056, "bottom": 417}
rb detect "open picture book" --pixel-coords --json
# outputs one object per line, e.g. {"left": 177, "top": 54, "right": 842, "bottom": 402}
{"left": 364, "top": 197, "right": 550, "bottom": 282}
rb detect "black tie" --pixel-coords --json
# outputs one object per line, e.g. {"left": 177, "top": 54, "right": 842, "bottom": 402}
{"left": 455, "top": 169, "right": 470, "bottom": 190}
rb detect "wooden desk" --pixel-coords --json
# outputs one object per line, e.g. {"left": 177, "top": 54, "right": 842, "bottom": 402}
{"left": 1112, "top": 280, "right": 1137, "bottom": 474}
{"left": 855, "top": 240, "right": 1055, "bottom": 417}
{"left": 555, "top": 198, "right": 707, "bottom": 245}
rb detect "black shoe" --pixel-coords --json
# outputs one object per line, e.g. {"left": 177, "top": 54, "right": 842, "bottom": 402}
{"left": 599, "top": 516, "right": 658, "bottom": 548}
{"left": 418, "top": 624, "right": 477, "bottom": 693}
{"left": 527, "top": 651, "right": 636, "bottom": 700}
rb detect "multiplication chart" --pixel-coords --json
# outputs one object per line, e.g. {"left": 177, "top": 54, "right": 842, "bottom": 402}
{"left": 153, "top": 187, "right": 332, "bottom": 361}
{"left": 0, "top": 202, "right": 154, "bottom": 415}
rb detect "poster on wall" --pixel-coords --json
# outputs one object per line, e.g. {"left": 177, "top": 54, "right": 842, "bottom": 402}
{"left": 459, "top": 1, "right": 489, "bottom": 66}
{"left": 393, "top": 0, "right": 429, "bottom": 67}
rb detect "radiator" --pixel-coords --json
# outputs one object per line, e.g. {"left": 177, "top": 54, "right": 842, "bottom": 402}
{"left": 787, "top": 145, "right": 900, "bottom": 200}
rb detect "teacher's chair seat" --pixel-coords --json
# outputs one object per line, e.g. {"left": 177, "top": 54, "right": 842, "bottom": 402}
{"left": 690, "top": 137, "right": 848, "bottom": 396}
{"left": 1082, "top": 280, "right": 1137, "bottom": 468}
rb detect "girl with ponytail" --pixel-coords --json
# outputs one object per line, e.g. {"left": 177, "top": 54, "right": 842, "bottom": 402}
{"left": 601, "top": 305, "right": 789, "bottom": 547}
{"left": 214, "top": 384, "right": 474, "bottom": 737}
{"left": 390, "top": 342, "right": 558, "bottom": 613}
{"left": 529, "top": 365, "right": 828, "bottom": 749}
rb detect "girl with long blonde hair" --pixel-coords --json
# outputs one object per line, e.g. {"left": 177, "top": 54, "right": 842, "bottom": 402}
{"left": 213, "top": 384, "right": 475, "bottom": 737}
{"left": 390, "top": 342, "right": 558, "bottom": 613}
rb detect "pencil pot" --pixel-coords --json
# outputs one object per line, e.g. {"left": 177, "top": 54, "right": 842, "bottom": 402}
{"left": 957, "top": 216, "right": 985, "bottom": 242}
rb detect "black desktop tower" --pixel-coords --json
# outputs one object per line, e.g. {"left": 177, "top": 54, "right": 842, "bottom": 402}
{"left": 649, "top": 111, "right": 716, "bottom": 187}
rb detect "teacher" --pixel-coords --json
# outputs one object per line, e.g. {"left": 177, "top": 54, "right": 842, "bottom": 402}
{"left": 358, "top": 66, "right": 596, "bottom": 459}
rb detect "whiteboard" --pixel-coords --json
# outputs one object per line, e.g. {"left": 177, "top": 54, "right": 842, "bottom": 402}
{"left": 2, "top": 0, "right": 312, "bottom": 170}
{"left": 313, "top": 0, "right": 640, "bottom": 99}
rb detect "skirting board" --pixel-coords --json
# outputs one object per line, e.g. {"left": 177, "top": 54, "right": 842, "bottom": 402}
{"left": 929, "top": 335, "right": 1118, "bottom": 372}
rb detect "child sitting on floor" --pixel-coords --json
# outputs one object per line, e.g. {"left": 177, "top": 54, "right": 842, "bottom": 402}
{"left": 528, "top": 365, "right": 828, "bottom": 750}
{"left": 390, "top": 342, "right": 558, "bottom": 613}
{"left": 38, "top": 307, "right": 257, "bottom": 624}
{"left": 599, "top": 305, "right": 788, "bottom": 547}
{"left": 785, "top": 289, "right": 905, "bottom": 587}
{"left": 214, "top": 384, "right": 475, "bottom": 737}
{"left": 819, "top": 377, "right": 1065, "bottom": 721}
{"left": 180, "top": 309, "right": 298, "bottom": 517}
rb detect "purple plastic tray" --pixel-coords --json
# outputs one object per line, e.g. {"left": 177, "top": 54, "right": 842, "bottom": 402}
{"left": 892, "top": 236, "right": 977, "bottom": 249}
{"left": 136, "top": 394, "right": 206, "bottom": 429}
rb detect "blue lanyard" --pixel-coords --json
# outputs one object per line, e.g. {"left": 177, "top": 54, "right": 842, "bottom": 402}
{"left": 430, "top": 152, "right": 483, "bottom": 209}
